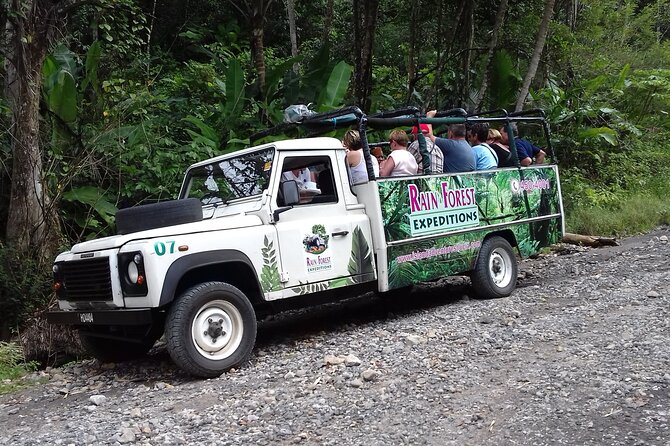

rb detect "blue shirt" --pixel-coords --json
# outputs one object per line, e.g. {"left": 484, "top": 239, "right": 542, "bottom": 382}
{"left": 472, "top": 144, "right": 498, "bottom": 170}
{"left": 435, "top": 138, "right": 476, "bottom": 173}
{"left": 514, "top": 138, "right": 541, "bottom": 162}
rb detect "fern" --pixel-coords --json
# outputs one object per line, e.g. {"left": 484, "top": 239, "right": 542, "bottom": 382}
{"left": 260, "top": 235, "right": 282, "bottom": 292}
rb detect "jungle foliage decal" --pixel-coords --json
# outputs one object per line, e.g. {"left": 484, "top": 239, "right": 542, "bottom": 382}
{"left": 260, "top": 235, "right": 282, "bottom": 292}
{"left": 290, "top": 225, "right": 375, "bottom": 295}
{"left": 379, "top": 167, "right": 563, "bottom": 289}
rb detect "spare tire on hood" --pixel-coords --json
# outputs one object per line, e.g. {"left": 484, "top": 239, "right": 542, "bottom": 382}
{"left": 116, "top": 198, "right": 203, "bottom": 235}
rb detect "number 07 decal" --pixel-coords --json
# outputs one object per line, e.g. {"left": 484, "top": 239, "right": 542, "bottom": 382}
{"left": 154, "top": 240, "right": 176, "bottom": 256}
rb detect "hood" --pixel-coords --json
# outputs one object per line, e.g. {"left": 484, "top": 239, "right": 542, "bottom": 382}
{"left": 70, "top": 213, "right": 263, "bottom": 254}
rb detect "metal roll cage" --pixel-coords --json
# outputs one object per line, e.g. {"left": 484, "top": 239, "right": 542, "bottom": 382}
{"left": 249, "top": 106, "right": 554, "bottom": 182}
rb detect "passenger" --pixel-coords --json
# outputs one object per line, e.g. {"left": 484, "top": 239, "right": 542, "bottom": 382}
{"left": 467, "top": 123, "right": 498, "bottom": 170}
{"left": 425, "top": 110, "right": 475, "bottom": 173}
{"left": 487, "top": 129, "right": 514, "bottom": 167}
{"left": 407, "top": 124, "right": 444, "bottom": 174}
{"left": 371, "top": 146, "right": 385, "bottom": 164}
{"left": 499, "top": 124, "right": 546, "bottom": 166}
{"left": 282, "top": 168, "right": 315, "bottom": 185}
{"left": 379, "top": 129, "right": 418, "bottom": 177}
{"left": 343, "top": 129, "right": 379, "bottom": 184}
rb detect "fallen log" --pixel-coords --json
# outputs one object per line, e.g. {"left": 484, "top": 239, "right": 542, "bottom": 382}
{"left": 562, "top": 232, "right": 619, "bottom": 247}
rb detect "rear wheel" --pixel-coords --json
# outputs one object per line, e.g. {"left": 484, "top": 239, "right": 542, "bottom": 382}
{"left": 78, "top": 330, "right": 156, "bottom": 362}
{"left": 471, "top": 236, "right": 518, "bottom": 298}
{"left": 166, "top": 282, "right": 257, "bottom": 378}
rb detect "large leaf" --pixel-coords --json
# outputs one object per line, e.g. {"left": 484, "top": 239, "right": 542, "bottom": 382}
{"left": 62, "top": 186, "right": 118, "bottom": 225}
{"left": 490, "top": 50, "right": 521, "bottom": 109}
{"left": 317, "top": 61, "right": 353, "bottom": 111}
{"left": 223, "top": 58, "right": 245, "bottom": 118}
{"left": 577, "top": 127, "right": 618, "bottom": 146}
{"left": 265, "top": 55, "right": 303, "bottom": 99}
{"left": 184, "top": 115, "right": 219, "bottom": 145}
{"left": 47, "top": 71, "right": 77, "bottom": 123}
{"left": 81, "top": 41, "right": 102, "bottom": 93}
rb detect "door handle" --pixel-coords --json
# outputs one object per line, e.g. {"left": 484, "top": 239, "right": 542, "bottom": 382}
{"left": 331, "top": 230, "right": 349, "bottom": 237}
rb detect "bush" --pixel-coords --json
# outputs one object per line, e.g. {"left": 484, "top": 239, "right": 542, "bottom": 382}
{"left": 0, "top": 243, "right": 52, "bottom": 340}
{"left": 0, "top": 341, "right": 38, "bottom": 394}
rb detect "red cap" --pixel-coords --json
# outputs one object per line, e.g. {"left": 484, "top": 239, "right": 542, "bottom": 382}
{"left": 411, "top": 124, "right": 430, "bottom": 135}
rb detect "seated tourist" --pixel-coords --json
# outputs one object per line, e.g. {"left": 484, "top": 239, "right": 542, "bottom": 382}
{"left": 467, "top": 123, "right": 498, "bottom": 170}
{"left": 379, "top": 129, "right": 418, "bottom": 177}
{"left": 425, "top": 110, "right": 475, "bottom": 173}
{"left": 343, "top": 129, "right": 379, "bottom": 184}
{"left": 407, "top": 124, "right": 444, "bottom": 174}
{"left": 499, "top": 124, "right": 546, "bottom": 166}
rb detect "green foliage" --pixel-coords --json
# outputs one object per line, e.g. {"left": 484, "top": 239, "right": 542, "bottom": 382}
{"left": 0, "top": 342, "right": 39, "bottom": 394}
{"left": 0, "top": 244, "right": 51, "bottom": 338}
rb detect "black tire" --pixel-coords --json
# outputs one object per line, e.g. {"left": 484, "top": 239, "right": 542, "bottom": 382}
{"left": 79, "top": 330, "right": 156, "bottom": 362}
{"left": 471, "top": 236, "right": 518, "bottom": 298}
{"left": 165, "top": 282, "right": 257, "bottom": 378}
{"left": 116, "top": 198, "right": 203, "bottom": 235}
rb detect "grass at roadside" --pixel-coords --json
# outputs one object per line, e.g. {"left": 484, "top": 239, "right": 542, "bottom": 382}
{"left": 566, "top": 192, "right": 670, "bottom": 236}
{"left": 0, "top": 341, "right": 40, "bottom": 394}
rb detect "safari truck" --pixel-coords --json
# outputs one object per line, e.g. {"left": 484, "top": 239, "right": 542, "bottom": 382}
{"left": 47, "top": 107, "right": 564, "bottom": 377}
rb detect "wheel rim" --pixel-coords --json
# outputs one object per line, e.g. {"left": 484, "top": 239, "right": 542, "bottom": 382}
{"left": 488, "top": 247, "right": 513, "bottom": 289}
{"left": 191, "top": 299, "right": 244, "bottom": 360}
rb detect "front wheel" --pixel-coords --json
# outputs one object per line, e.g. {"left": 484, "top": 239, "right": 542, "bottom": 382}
{"left": 166, "top": 282, "right": 257, "bottom": 378}
{"left": 471, "top": 236, "right": 518, "bottom": 298}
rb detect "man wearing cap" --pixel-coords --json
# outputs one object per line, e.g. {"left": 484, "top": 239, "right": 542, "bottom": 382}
{"left": 407, "top": 124, "right": 444, "bottom": 174}
{"left": 425, "top": 110, "right": 476, "bottom": 173}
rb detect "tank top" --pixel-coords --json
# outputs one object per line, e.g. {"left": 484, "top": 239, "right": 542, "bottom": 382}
{"left": 388, "top": 149, "right": 418, "bottom": 177}
{"left": 350, "top": 151, "right": 379, "bottom": 184}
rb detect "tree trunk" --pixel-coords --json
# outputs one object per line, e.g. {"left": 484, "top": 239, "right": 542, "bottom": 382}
{"left": 431, "top": 0, "right": 447, "bottom": 108}
{"left": 473, "top": 0, "right": 509, "bottom": 111}
{"left": 514, "top": 0, "right": 556, "bottom": 112}
{"left": 352, "top": 0, "right": 379, "bottom": 112}
{"left": 250, "top": 3, "right": 267, "bottom": 96}
{"left": 5, "top": 0, "right": 62, "bottom": 264}
{"left": 459, "top": 0, "right": 475, "bottom": 109}
{"left": 406, "top": 0, "right": 419, "bottom": 104}
{"left": 562, "top": 233, "right": 619, "bottom": 247}
{"left": 322, "top": 0, "right": 334, "bottom": 42}
{"left": 285, "top": 0, "right": 299, "bottom": 73}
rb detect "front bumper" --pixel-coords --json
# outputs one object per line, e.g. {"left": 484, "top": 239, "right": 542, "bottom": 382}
{"left": 46, "top": 308, "right": 156, "bottom": 326}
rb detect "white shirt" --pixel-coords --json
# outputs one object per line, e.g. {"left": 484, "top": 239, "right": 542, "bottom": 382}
{"left": 388, "top": 149, "right": 418, "bottom": 177}
{"left": 282, "top": 169, "right": 311, "bottom": 187}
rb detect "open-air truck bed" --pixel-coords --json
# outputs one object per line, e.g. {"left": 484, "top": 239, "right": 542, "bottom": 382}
{"left": 253, "top": 106, "right": 565, "bottom": 293}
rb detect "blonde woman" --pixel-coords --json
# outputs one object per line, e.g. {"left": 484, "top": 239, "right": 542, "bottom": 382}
{"left": 487, "top": 128, "right": 513, "bottom": 167}
{"left": 344, "top": 130, "right": 379, "bottom": 184}
{"left": 379, "top": 129, "right": 418, "bottom": 177}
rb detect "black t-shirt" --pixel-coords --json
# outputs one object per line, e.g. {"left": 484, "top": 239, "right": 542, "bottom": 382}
{"left": 489, "top": 143, "right": 515, "bottom": 167}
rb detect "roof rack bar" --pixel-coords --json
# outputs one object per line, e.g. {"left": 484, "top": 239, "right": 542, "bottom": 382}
{"left": 369, "top": 107, "right": 420, "bottom": 118}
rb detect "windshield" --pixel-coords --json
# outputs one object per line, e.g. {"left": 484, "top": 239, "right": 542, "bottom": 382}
{"left": 184, "top": 148, "right": 275, "bottom": 204}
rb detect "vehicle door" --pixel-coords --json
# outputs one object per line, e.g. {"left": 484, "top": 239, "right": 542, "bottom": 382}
{"left": 271, "top": 151, "right": 372, "bottom": 297}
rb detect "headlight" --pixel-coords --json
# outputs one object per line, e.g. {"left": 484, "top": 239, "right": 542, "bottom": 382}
{"left": 118, "top": 251, "right": 148, "bottom": 296}
{"left": 127, "top": 261, "right": 139, "bottom": 283}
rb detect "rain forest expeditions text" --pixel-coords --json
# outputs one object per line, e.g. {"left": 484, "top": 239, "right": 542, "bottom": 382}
{"left": 407, "top": 183, "right": 479, "bottom": 236}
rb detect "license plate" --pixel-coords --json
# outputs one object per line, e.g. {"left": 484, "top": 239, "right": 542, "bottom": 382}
{"left": 79, "top": 313, "right": 94, "bottom": 323}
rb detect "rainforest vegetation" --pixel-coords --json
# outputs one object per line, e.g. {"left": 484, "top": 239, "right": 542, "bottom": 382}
{"left": 1, "top": 0, "right": 669, "bottom": 351}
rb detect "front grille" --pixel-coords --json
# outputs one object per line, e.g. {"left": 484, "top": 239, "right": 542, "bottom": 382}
{"left": 59, "top": 257, "right": 113, "bottom": 301}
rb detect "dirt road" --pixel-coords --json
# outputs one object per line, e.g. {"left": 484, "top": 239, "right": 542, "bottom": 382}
{"left": 1, "top": 229, "right": 668, "bottom": 445}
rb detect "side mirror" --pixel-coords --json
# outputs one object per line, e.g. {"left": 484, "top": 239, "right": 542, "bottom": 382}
{"left": 281, "top": 180, "right": 300, "bottom": 206}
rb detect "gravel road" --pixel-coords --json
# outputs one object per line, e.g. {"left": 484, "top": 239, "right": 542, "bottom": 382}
{"left": 1, "top": 229, "right": 669, "bottom": 446}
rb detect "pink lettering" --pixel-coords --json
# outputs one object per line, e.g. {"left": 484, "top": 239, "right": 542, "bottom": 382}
{"left": 409, "top": 184, "right": 420, "bottom": 213}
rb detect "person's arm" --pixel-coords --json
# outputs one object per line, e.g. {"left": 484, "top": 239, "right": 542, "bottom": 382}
{"left": 379, "top": 155, "right": 395, "bottom": 177}
{"left": 534, "top": 149, "right": 546, "bottom": 164}
{"left": 520, "top": 157, "right": 532, "bottom": 166}
{"left": 426, "top": 110, "right": 437, "bottom": 142}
